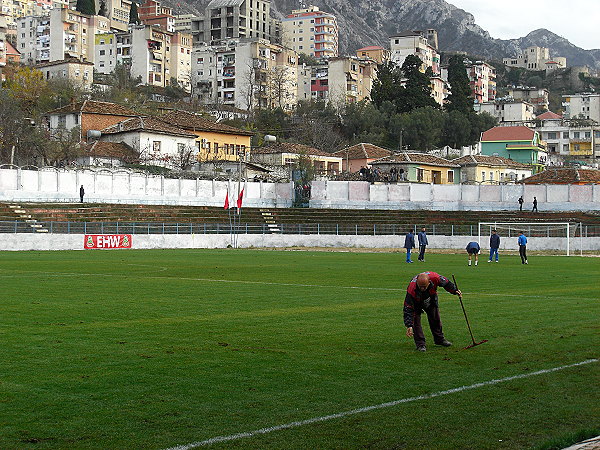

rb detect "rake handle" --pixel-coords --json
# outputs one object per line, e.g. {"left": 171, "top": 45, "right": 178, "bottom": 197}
{"left": 452, "top": 274, "right": 477, "bottom": 346}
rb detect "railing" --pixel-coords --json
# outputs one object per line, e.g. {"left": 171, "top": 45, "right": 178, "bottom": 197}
{"left": 1, "top": 221, "right": 597, "bottom": 237}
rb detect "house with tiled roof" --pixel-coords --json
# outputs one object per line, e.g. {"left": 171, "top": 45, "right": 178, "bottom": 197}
{"left": 480, "top": 126, "right": 547, "bottom": 172}
{"left": 356, "top": 46, "right": 390, "bottom": 64}
{"left": 452, "top": 154, "right": 533, "bottom": 184}
{"left": 77, "top": 141, "right": 139, "bottom": 167}
{"left": 537, "top": 111, "right": 562, "bottom": 120}
{"left": 45, "top": 100, "right": 140, "bottom": 143}
{"left": 370, "top": 152, "right": 459, "bottom": 184}
{"left": 251, "top": 142, "right": 343, "bottom": 176}
{"left": 332, "top": 143, "right": 392, "bottom": 172}
{"left": 158, "top": 110, "right": 253, "bottom": 163}
{"left": 99, "top": 117, "right": 198, "bottom": 169}
{"left": 519, "top": 168, "right": 600, "bottom": 185}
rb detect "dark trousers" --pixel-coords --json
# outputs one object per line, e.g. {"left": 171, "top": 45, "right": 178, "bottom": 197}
{"left": 532, "top": 206, "right": 538, "bottom": 212}
{"left": 519, "top": 245, "right": 527, "bottom": 263}
{"left": 418, "top": 245, "right": 426, "bottom": 261}
{"left": 412, "top": 303, "right": 445, "bottom": 348}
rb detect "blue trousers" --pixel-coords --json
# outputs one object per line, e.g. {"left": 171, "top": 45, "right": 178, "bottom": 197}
{"left": 406, "top": 248, "right": 412, "bottom": 262}
{"left": 489, "top": 248, "right": 499, "bottom": 261}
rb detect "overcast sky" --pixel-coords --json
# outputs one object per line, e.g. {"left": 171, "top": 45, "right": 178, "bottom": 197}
{"left": 448, "top": 0, "right": 600, "bottom": 50}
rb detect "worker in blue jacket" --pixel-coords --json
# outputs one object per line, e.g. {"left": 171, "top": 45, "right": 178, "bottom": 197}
{"left": 417, "top": 227, "right": 429, "bottom": 262}
{"left": 488, "top": 229, "right": 500, "bottom": 263}
{"left": 404, "top": 230, "right": 415, "bottom": 263}
{"left": 518, "top": 231, "right": 528, "bottom": 264}
{"left": 466, "top": 241, "right": 480, "bottom": 266}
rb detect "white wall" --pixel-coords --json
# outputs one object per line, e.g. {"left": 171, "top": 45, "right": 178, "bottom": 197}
{"left": 1, "top": 168, "right": 600, "bottom": 211}
{"left": 0, "top": 233, "right": 597, "bottom": 251}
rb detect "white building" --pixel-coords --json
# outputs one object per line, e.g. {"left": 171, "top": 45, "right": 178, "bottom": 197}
{"left": 281, "top": 5, "right": 338, "bottom": 59}
{"left": 562, "top": 93, "right": 600, "bottom": 123}
{"left": 474, "top": 100, "right": 535, "bottom": 123}
{"left": 390, "top": 29, "right": 439, "bottom": 74}
{"left": 503, "top": 46, "right": 566, "bottom": 70}
{"left": 36, "top": 59, "right": 94, "bottom": 87}
{"left": 192, "top": 38, "right": 297, "bottom": 111}
{"left": 508, "top": 86, "right": 549, "bottom": 112}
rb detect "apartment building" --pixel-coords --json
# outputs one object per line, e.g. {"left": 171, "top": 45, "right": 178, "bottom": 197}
{"left": 192, "top": 39, "right": 297, "bottom": 111}
{"left": 356, "top": 45, "right": 389, "bottom": 64}
{"left": 174, "top": 13, "right": 194, "bottom": 32}
{"left": 466, "top": 60, "right": 496, "bottom": 104}
{"left": 282, "top": 5, "right": 338, "bottom": 58}
{"left": 138, "top": 0, "right": 175, "bottom": 32}
{"left": 474, "top": 100, "right": 535, "bottom": 123}
{"left": 562, "top": 93, "right": 600, "bottom": 123}
{"left": 1, "top": 0, "right": 61, "bottom": 43}
{"left": 508, "top": 86, "right": 549, "bottom": 112}
{"left": 430, "top": 75, "right": 447, "bottom": 106}
{"left": 16, "top": 15, "right": 49, "bottom": 64}
{"left": 537, "top": 111, "right": 600, "bottom": 163}
{"left": 390, "top": 29, "right": 439, "bottom": 74}
{"left": 296, "top": 56, "right": 376, "bottom": 105}
{"left": 67, "top": 0, "right": 132, "bottom": 31}
{"left": 36, "top": 58, "right": 94, "bottom": 87}
{"left": 503, "top": 46, "right": 566, "bottom": 70}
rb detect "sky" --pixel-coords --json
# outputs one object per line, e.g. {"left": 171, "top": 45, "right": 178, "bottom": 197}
{"left": 448, "top": 0, "right": 600, "bottom": 50}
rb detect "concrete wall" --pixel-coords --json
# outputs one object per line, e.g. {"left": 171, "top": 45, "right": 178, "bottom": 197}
{"left": 0, "top": 233, "right": 597, "bottom": 252}
{"left": 1, "top": 168, "right": 600, "bottom": 211}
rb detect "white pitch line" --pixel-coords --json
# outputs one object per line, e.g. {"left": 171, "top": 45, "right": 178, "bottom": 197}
{"left": 165, "top": 359, "right": 598, "bottom": 450}
{"left": 0, "top": 269, "right": 586, "bottom": 298}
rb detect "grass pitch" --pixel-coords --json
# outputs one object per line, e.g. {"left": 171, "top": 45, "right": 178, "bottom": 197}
{"left": 1, "top": 249, "right": 598, "bottom": 449}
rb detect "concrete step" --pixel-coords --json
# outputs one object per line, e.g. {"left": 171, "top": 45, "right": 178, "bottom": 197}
{"left": 8, "top": 205, "right": 20, "bottom": 209}
{"left": 35, "top": 229, "right": 49, "bottom": 233}
{"left": 14, "top": 209, "right": 26, "bottom": 214}
{"left": 29, "top": 224, "right": 43, "bottom": 228}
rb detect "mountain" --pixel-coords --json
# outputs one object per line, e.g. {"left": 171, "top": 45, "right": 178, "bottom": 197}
{"left": 176, "top": 0, "right": 600, "bottom": 69}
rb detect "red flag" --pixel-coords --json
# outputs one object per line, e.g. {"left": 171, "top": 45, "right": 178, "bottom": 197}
{"left": 237, "top": 187, "right": 244, "bottom": 209}
{"left": 224, "top": 191, "right": 229, "bottom": 210}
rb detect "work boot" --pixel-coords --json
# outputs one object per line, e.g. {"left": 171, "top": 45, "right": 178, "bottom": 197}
{"left": 436, "top": 339, "right": 452, "bottom": 347}
{"left": 416, "top": 345, "right": 426, "bottom": 352}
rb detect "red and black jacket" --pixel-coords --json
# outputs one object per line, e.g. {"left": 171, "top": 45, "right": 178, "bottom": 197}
{"left": 403, "top": 272, "right": 458, "bottom": 327}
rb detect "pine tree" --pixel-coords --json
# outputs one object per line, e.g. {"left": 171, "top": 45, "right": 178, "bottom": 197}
{"left": 129, "top": 1, "right": 140, "bottom": 24}
{"left": 75, "top": 0, "right": 96, "bottom": 16}
{"left": 445, "top": 55, "right": 473, "bottom": 115}
{"left": 98, "top": 0, "right": 108, "bottom": 17}
{"left": 396, "top": 54, "right": 438, "bottom": 114}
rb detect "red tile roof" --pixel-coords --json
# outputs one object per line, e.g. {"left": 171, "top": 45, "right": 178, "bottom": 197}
{"left": 333, "top": 143, "right": 392, "bottom": 160}
{"left": 158, "top": 110, "right": 254, "bottom": 136}
{"left": 537, "top": 111, "right": 562, "bottom": 120}
{"left": 452, "top": 154, "right": 530, "bottom": 169}
{"left": 82, "top": 141, "right": 138, "bottom": 161}
{"left": 101, "top": 116, "right": 197, "bottom": 137}
{"left": 520, "top": 168, "right": 600, "bottom": 184}
{"left": 253, "top": 142, "right": 335, "bottom": 157}
{"left": 481, "top": 126, "right": 535, "bottom": 142}
{"left": 372, "top": 152, "right": 459, "bottom": 168}
{"left": 46, "top": 100, "right": 139, "bottom": 117}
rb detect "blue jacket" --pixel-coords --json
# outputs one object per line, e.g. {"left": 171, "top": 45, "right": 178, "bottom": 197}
{"left": 466, "top": 241, "right": 480, "bottom": 253}
{"left": 418, "top": 231, "right": 428, "bottom": 246}
{"left": 404, "top": 232, "right": 415, "bottom": 249}
{"left": 518, "top": 234, "right": 527, "bottom": 246}
{"left": 490, "top": 234, "right": 500, "bottom": 249}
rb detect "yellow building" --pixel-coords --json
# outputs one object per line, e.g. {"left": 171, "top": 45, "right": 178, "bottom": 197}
{"left": 452, "top": 154, "right": 533, "bottom": 184}
{"left": 356, "top": 45, "right": 390, "bottom": 64}
{"left": 569, "top": 140, "right": 593, "bottom": 156}
{"left": 370, "top": 153, "right": 459, "bottom": 184}
{"left": 158, "top": 110, "right": 253, "bottom": 162}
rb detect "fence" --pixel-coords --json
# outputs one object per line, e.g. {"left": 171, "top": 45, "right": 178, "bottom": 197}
{"left": 2, "top": 220, "right": 598, "bottom": 237}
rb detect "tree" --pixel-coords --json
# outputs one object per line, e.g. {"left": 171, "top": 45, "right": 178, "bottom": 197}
{"left": 445, "top": 55, "right": 473, "bottom": 115}
{"left": 75, "top": 0, "right": 96, "bottom": 15}
{"left": 398, "top": 107, "right": 445, "bottom": 150}
{"left": 370, "top": 60, "right": 403, "bottom": 110}
{"left": 129, "top": 1, "right": 140, "bottom": 24}
{"left": 2, "top": 66, "right": 50, "bottom": 115}
{"left": 98, "top": 0, "right": 108, "bottom": 16}
{"left": 442, "top": 110, "right": 472, "bottom": 148}
{"left": 396, "top": 54, "right": 438, "bottom": 113}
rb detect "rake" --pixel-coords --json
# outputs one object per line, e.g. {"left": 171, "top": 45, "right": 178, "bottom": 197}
{"left": 452, "top": 275, "right": 488, "bottom": 349}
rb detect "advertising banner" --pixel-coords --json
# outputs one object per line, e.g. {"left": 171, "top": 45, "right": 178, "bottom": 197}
{"left": 84, "top": 235, "right": 132, "bottom": 249}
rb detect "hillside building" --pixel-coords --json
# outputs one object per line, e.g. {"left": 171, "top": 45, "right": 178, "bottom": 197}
{"left": 474, "top": 100, "right": 535, "bottom": 123}
{"left": 466, "top": 60, "right": 496, "bottom": 104}
{"left": 562, "top": 93, "right": 600, "bottom": 123}
{"left": 138, "top": 0, "right": 175, "bottom": 32}
{"left": 281, "top": 5, "right": 338, "bottom": 59}
{"left": 355, "top": 45, "right": 389, "bottom": 64}
{"left": 503, "top": 46, "right": 566, "bottom": 70}
{"left": 508, "top": 86, "right": 549, "bottom": 113}
{"left": 389, "top": 29, "right": 440, "bottom": 74}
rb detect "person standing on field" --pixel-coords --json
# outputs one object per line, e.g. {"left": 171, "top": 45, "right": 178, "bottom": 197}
{"left": 403, "top": 272, "right": 461, "bottom": 352}
{"left": 518, "top": 196, "right": 524, "bottom": 211}
{"left": 404, "top": 230, "right": 415, "bottom": 263}
{"left": 417, "top": 227, "right": 428, "bottom": 262}
{"left": 532, "top": 197, "right": 538, "bottom": 212}
{"left": 466, "top": 241, "right": 480, "bottom": 266}
{"left": 79, "top": 185, "right": 85, "bottom": 203}
{"left": 518, "top": 231, "right": 528, "bottom": 264}
{"left": 488, "top": 229, "right": 500, "bottom": 263}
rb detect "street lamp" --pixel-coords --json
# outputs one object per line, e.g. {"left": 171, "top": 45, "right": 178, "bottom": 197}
{"left": 10, "top": 117, "right": 36, "bottom": 165}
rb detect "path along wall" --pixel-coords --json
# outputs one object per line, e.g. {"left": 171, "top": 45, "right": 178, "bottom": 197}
{"left": 1, "top": 168, "right": 600, "bottom": 210}
{"left": 0, "top": 233, "right": 597, "bottom": 252}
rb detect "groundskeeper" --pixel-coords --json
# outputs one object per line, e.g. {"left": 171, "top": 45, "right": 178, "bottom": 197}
{"left": 404, "top": 272, "right": 462, "bottom": 352}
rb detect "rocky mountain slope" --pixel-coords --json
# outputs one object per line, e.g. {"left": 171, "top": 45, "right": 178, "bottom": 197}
{"left": 178, "top": 0, "right": 600, "bottom": 69}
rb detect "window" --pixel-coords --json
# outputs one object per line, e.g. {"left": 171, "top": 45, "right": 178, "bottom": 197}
{"left": 585, "top": 131, "right": 591, "bottom": 138}
{"left": 213, "top": 142, "right": 218, "bottom": 153}
{"left": 416, "top": 168, "right": 424, "bottom": 182}
{"left": 481, "top": 172, "right": 486, "bottom": 181}
{"left": 178, "top": 143, "right": 185, "bottom": 153}
{"left": 153, "top": 141, "right": 161, "bottom": 152}
{"left": 563, "top": 131, "right": 569, "bottom": 139}
{"left": 547, "top": 132, "right": 556, "bottom": 139}
{"left": 447, "top": 170, "right": 454, "bottom": 183}
{"left": 490, "top": 172, "right": 494, "bottom": 181}
{"left": 573, "top": 131, "right": 580, "bottom": 138}
{"left": 99, "top": 50, "right": 105, "bottom": 55}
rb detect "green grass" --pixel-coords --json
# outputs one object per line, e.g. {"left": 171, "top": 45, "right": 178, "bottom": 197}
{"left": 0, "top": 249, "right": 598, "bottom": 449}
